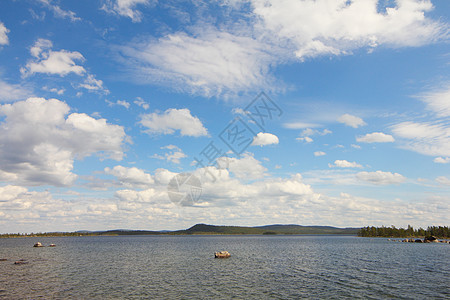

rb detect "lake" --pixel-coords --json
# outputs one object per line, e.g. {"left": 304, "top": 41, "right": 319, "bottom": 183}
{"left": 0, "top": 235, "right": 449, "bottom": 299}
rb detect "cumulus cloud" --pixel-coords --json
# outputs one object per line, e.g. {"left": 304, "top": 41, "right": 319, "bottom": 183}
{"left": 295, "top": 128, "right": 331, "bottom": 143}
{"left": 329, "top": 160, "right": 363, "bottom": 168}
{"left": 301, "top": 128, "right": 332, "bottom": 137}
{"left": 0, "top": 22, "right": 9, "bottom": 45}
{"left": 105, "top": 165, "right": 154, "bottom": 188}
{"left": 21, "top": 39, "right": 86, "bottom": 77}
{"left": 251, "top": 0, "right": 448, "bottom": 60}
{"left": 106, "top": 99, "right": 130, "bottom": 109}
{"left": 101, "top": 0, "right": 150, "bottom": 22}
{"left": 80, "top": 74, "right": 109, "bottom": 93}
{"left": 391, "top": 121, "right": 450, "bottom": 157}
{"left": 296, "top": 136, "right": 313, "bottom": 143}
{"left": 314, "top": 151, "right": 326, "bottom": 157}
{"left": 38, "top": 0, "right": 81, "bottom": 22}
{"left": 119, "top": 27, "right": 277, "bottom": 98}
{"left": 1, "top": 163, "right": 448, "bottom": 232}
{"left": 139, "top": 108, "right": 208, "bottom": 137}
{"left": 357, "top": 132, "right": 395, "bottom": 143}
{"left": 251, "top": 132, "right": 279, "bottom": 146}
{"left": 134, "top": 97, "right": 149, "bottom": 110}
{"left": 356, "top": 171, "right": 406, "bottom": 185}
{"left": 0, "top": 98, "right": 127, "bottom": 186}
{"left": 153, "top": 145, "right": 187, "bottom": 164}
{"left": 434, "top": 157, "right": 450, "bottom": 164}
{"left": 218, "top": 153, "right": 267, "bottom": 180}
{"left": 43, "top": 86, "right": 65, "bottom": 95}
{"left": 337, "top": 113, "right": 366, "bottom": 128}
{"left": 0, "top": 185, "right": 126, "bottom": 232}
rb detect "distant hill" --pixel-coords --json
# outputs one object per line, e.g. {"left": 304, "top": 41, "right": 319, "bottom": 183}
{"left": 0, "top": 224, "right": 359, "bottom": 237}
{"left": 172, "top": 223, "right": 358, "bottom": 235}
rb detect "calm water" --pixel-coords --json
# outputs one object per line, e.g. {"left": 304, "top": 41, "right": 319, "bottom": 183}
{"left": 0, "top": 235, "right": 448, "bottom": 299}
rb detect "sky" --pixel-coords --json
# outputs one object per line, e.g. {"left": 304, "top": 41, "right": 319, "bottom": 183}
{"left": 0, "top": 0, "right": 449, "bottom": 233}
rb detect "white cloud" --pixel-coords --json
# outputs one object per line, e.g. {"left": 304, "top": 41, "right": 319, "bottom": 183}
{"left": 107, "top": 99, "right": 130, "bottom": 109}
{"left": 21, "top": 39, "right": 86, "bottom": 77}
{"left": 38, "top": 0, "right": 81, "bottom": 22}
{"left": 101, "top": 0, "right": 150, "bottom": 22}
{"left": 43, "top": 86, "right": 65, "bottom": 95}
{"left": 114, "top": 0, "right": 447, "bottom": 98}
{"left": 295, "top": 127, "right": 331, "bottom": 143}
{"left": 134, "top": 97, "right": 149, "bottom": 110}
{"left": 391, "top": 121, "right": 450, "bottom": 157}
{"left": 436, "top": 176, "right": 450, "bottom": 186}
{"left": 0, "top": 78, "right": 32, "bottom": 102}
{"left": 296, "top": 136, "right": 313, "bottom": 143}
{"left": 351, "top": 144, "right": 361, "bottom": 149}
{"left": 0, "top": 97, "right": 128, "bottom": 186}
{"left": 357, "top": 132, "right": 395, "bottom": 143}
{"left": 314, "top": 151, "right": 326, "bottom": 157}
{"left": 140, "top": 108, "right": 208, "bottom": 137}
{"left": 301, "top": 128, "right": 332, "bottom": 137}
{"left": 79, "top": 74, "right": 109, "bottom": 93}
{"left": 283, "top": 122, "right": 321, "bottom": 129}
{"left": 218, "top": 153, "right": 267, "bottom": 180}
{"left": 153, "top": 145, "right": 187, "bottom": 164}
{"left": 356, "top": 171, "right": 406, "bottom": 185}
{"left": 117, "top": 100, "right": 130, "bottom": 109}
{"left": 105, "top": 165, "right": 154, "bottom": 188}
{"left": 337, "top": 113, "right": 366, "bottom": 128}
{"left": 0, "top": 22, "right": 9, "bottom": 45}
{"left": 251, "top": 0, "right": 448, "bottom": 60}
{"left": 119, "top": 27, "right": 277, "bottom": 98}
{"left": 421, "top": 85, "right": 450, "bottom": 117}
{"left": 232, "top": 108, "right": 246, "bottom": 115}
{"left": 252, "top": 132, "right": 279, "bottom": 146}
{"left": 434, "top": 157, "right": 450, "bottom": 164}
{"left": 329, "top": 160, "right": 363, "bottom": 168}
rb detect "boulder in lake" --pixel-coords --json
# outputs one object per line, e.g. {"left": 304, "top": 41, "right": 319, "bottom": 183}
{"left": 215, "top": 251, "right": 231, "bottom": 258}
{"left": 33, "top": 242, "right": 43, "bottom": 247}
{"left": 424, "top": 236, "right": 438, "bottom": 243}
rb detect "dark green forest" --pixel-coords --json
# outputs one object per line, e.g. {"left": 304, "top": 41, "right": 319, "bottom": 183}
{"left": 358, "top": 225, "right": 449, "bottom": 238}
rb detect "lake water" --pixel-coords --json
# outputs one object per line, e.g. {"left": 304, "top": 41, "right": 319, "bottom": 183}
{"left": 0, "top": 235, "right": 448, "bottom": 299}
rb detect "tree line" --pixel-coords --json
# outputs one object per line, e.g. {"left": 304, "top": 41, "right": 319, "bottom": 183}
{"left": 0, "top": 232, "right": 97, "bottom": 238}
{"left": 358, "top": 225, "right": 449, "bottom": 238}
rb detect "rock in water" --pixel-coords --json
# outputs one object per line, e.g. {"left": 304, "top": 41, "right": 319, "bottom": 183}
{"left": 215, "top": 251, "right": 231, "bottom": 258}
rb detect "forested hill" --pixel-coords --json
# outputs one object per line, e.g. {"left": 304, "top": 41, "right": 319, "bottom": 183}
{"left": 0, "top": 223, "right": 359, "bottom": 237}
{"left": 358, "top": 226, "right": 449, "bottom": 238}
{"left": 173, "top": 224, "right": 359, "bottom": 235}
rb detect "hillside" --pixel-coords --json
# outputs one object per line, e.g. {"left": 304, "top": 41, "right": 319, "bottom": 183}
{"left": 0, "top": 224, "right": 359, "bottom": 237}
{"left": 173, "top": 223, "right": 359, "bottom": 235}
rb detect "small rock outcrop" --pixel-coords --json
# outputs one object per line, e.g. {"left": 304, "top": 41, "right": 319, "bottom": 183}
{"left": 215, "top": 251, "right": 231, "bottom": 258}
{"left": 33, "top": 242, "right": 43, "bottom": 247}
{"left": 14, "top": 259, "right": 28, "bottom": 265}
{"left": 424, "top": 236, "right": 438, "bottom": 243}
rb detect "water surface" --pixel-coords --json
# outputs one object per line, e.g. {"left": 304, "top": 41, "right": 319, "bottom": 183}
{"left": 0, "top": 235, "right": 448, "bottom": 299}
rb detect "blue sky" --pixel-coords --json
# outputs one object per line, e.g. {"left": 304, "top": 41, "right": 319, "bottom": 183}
{"left": 0, "top": 0, "right": 449, "bottom": 233}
